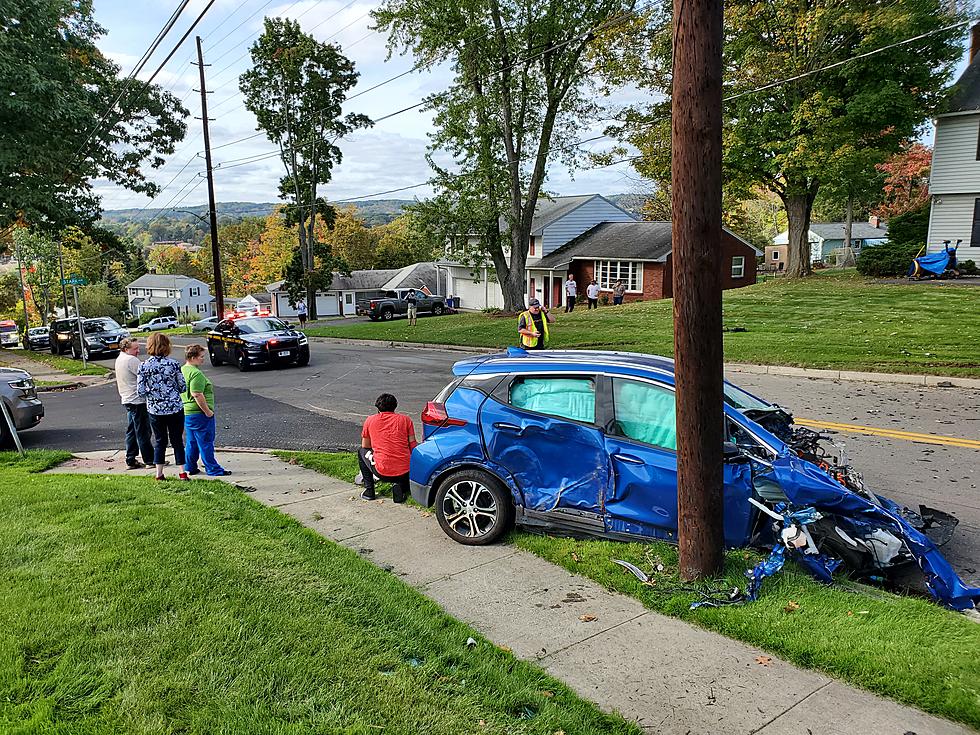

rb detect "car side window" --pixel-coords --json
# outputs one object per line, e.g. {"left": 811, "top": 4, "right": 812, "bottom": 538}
{"left": 509, "top": 376, "right": 595, "bottom": 424}
{"left": 611, "top": 378, "right": 677, "bottom": 451}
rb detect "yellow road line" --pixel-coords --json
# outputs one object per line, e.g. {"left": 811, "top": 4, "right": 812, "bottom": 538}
{"left": 795, "top": 418, "right": 980, "bottom": 450}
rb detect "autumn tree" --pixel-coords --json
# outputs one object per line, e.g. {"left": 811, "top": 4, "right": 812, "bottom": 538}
{"left": 194, "top": 217, "right": 264, "bottom": 296}
{"left": 248, "top": 211, "right": 296, "bottom": 288}
{"left": 875, "top": 142, "right": 932, "bottom": 219}
{"left": 613, "top": 0, "right": 963, "bottom": 277}
{"left": 148, "top": 244, "right": 202, "bottom": 279}
{"left": 373, "top": 213, "right": 435, "bottom": 270}
{"left": 240, "top": 17, "right": 371, "bottom": 317}
{"left": 375, "top": 0, "right": 636, "bottom": 310}
{"left": 324, "top": 206, "right": 376, "bottom": 270}
{"left": 0, "top": 0, "right": 187, "bottom": 231}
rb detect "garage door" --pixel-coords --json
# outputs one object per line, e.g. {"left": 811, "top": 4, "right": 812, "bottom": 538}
{"left": 315, "top": 293, "right": 340, "bottom": 316}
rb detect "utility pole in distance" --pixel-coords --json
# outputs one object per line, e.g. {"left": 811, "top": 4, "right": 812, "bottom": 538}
{"left": 195, "top": 36, "right": 224, "bottom": 320}
{"left": 671, "top": 0, "right": 725, "bottom": 579}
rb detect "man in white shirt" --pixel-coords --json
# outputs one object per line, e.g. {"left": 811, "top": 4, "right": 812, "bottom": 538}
{"left": 586, "top": 279, "right": 601, "bottom": 309}
{"left": 295, "top": 299, "right": 308, "bottom": 327}
{"left": 115, "top": 337, "right": 153, "bottom": 469}
{"left": 563, "top": 275, "right": 577, "bottom": 313}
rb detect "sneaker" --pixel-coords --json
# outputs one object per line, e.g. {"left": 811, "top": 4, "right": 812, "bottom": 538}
{"left": 154, "top": 475, "right": 166, "bottom": 481}
{"left": 354, "top": 472, "right": 364, "bottom": 486}
{"left": 186, "top": 468, "right": 201, "bottom": 476}
{"left": 207, "top": 469, "right": 232, "bottom": 477}
{"left": 360, "top": 490, "right": 376, "bottom": 501}
{"left": 126, "top": 461, "right": 145, "bottom": 470}
{"left": 178, "top": 472, "right": 190, "bottom": 481}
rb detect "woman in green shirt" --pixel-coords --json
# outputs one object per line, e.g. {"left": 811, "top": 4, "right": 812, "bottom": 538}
{"left": 181, "top": 344, "right": 231, "bottom": 476}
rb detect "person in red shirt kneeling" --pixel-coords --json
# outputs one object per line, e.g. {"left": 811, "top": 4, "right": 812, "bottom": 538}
{"left": 358, "top": 393, "right": 418, "bottom": 502}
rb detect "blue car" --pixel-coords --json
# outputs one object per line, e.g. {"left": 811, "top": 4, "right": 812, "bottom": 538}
{"left": 410, "top": 348, "right": 979, "bottom": 611}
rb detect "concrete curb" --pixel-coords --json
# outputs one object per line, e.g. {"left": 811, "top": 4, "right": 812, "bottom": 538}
{"left": 309, "top": 336, "right": 980, "bottom": 389}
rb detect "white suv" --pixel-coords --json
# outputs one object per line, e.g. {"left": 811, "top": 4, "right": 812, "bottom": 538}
{"left": 139, "top": 316, "right": 179, "bottom": 333}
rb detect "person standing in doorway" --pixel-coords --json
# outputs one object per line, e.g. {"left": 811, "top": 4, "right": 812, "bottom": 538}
{"left": 181, "top": 344, "right": 230, "bottom": 477}
{"left": 115, "top": 337, "right": 153, "bottom": 469}
{"left": 295, "top": 298, "right": 308, "bottom": 328}
{"left": 563, "top": 274, "right": 577, "bottom": 312}
{"left": 358, "top": 393, "right": 417, "bottom": 503}
{"left": 517, "top": 298, "right": 554, "bottom": 350}
{"left": 137, "top": 333, "right": 188, "bottom": 481}
{"left": 586, "top": 279, "right": 600, "bottom": 309}
{"left": 612, "top": 279, "right": 627, "bottom": 305}
{"left": 406, "top": 289, "right": 418, "bottom": 326}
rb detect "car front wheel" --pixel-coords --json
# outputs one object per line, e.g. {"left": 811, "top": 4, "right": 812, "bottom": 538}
{"left": 380, "top": 308, "right": 394, "bottom": 321}
{"left": 435, "top": 469, "right": 513, "bottom": 546}
{"left": 237, "top": 349, "right": 252, "bottom": 372}
{"left": 432, "top": 303, "right": 444, "bottom": 316}
{"left": 209, "top": 349, "right": 223, "bottom": 367}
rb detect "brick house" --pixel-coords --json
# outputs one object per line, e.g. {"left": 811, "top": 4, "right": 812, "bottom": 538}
{"left": 530, "top": 221, "right": 759, "bottom": 304}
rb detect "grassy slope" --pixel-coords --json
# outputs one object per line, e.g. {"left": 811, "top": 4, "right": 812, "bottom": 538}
{"left": 278, "top": 451, "right": 980, "bottom": 730}
{"left": 0, "top": 350, "right": 109, "bottom": 376}
{"left": 0, "top": 452, "right": 636, "bottom": 735}
{"left": 308, "top": 271, "right": 980, "bottom": 376}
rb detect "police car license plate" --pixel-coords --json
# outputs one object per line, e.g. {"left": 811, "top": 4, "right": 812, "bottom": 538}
{"left": 278, "top": 350, "right": 290, "bottom": 357}
{"left": 107, "top": 343, "right": 118, "bottom": 349}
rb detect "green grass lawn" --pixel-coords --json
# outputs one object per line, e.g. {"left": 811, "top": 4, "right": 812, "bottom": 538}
{"left": 278, "top": 450, "right": 980, "bottom": 729}
{"left": 0, "top": 350, "right": 109, "bottom": 376}
{"left": 0, "top": 451, "right": 637, "bottom": 735}
{"left": 307, "top": 271, "right": 980, "bottom": 377}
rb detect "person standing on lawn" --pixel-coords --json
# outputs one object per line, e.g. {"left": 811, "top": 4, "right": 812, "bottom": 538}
{"left": 358, "top": 393, "right": 417, "bottom": 503}
{"left": 517, "top": 298, "right": 555, "bottom": 350}
{"left": 295, "top": 298, "right": 308, "bottom": 328}
{"left": 586, "top": 279, "right": 601, "bottom": 309}
{"left": 612, "top": 279, "right": 627, "bottom": 305}
{"left": 137, "top": 332, "right": 188, "bottom": 481}
{"left": 563, "top": 274, "right": 577, "bottom": 312}
{"left": 406, "top": 289, "right": 418, "bottom": 326}
{"left": 180, "top": 344, "right": 230, "bottom": 477}
{"left": 115, "top": 337, "right": 153, "bottom": 470}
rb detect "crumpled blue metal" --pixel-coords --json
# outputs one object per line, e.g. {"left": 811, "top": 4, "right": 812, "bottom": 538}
{"left": 768, "top": 453, "right": 980, "bottom": 611}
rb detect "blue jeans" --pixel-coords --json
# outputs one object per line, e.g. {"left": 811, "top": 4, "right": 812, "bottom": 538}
{"left": 124, "top": 403, "right": 153, "bottom": 465}
{"left": 184, "top": 412, "right": 224, "bottom": 475}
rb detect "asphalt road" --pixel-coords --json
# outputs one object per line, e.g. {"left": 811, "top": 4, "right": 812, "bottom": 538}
{"left": 19, "top": 339, "right": 979, "bottom": 585}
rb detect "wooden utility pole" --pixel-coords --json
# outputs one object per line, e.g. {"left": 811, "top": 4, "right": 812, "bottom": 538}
{"left": 195, "top": 36, "right": 224, "bottom": 319}
{"left": 672, "top": 0, "right": 725, "bottom": 579}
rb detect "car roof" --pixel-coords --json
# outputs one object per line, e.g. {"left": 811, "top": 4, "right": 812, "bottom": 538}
{"left": 452, "top": 349, "right": 678, "bottom": 385}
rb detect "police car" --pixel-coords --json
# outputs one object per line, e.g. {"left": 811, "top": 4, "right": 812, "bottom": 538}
{"left": 206, "top": 315, "right": 310, "bottom": 371}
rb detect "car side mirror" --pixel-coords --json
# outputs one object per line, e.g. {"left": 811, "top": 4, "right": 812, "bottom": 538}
{"left": 723, "top": 441, "right": 751, "bottom": 464}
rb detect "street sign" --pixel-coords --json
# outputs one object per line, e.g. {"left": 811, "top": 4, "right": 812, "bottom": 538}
{"left": 61, "top": 275, "right": 88, "bottom": 286}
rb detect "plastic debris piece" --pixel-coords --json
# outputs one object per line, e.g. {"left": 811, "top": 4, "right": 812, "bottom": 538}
{"left": 612, "top": 559, "right": 650, "bottom": 583}
{"left": 578, "top": 614, "right": 598, "bottom": 622}
{"left": 755, "top": 656, "right": 772, "bottom": 667}
{"left": 466, "top": 637, "right": 477, "bottom": 647}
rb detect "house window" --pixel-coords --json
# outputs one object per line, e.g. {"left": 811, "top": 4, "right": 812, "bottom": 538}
{"left": 529, "top": 238, "right": 536, "bottom": 257}
{"left": 771, "top": 251, "right": 779, "bottom": 261}
{"left": 731, "top": 256, "right": 745, "bottom": 279}
{"left": 594, "top": 261, "right": 641, "bottom": 291}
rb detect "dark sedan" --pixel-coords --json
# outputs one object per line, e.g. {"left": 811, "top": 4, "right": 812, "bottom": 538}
{"left": 70, "top": 317, "right": 130, "bottom": 360}
{"left": 23, "top": 327, "right": 50, "bottom": 351}
{"left": 206, "top": 316, "right": 310, "bottom": 372}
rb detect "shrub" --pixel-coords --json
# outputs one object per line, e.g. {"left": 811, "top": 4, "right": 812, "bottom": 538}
{"left": 856, "top": 241, "right": 923, "bottom": 277}
{"left": 126, "top": 318, "right": 139, "bottom": 328}
{"left": 959, "top": 259, "right": 978, "bottom": 275}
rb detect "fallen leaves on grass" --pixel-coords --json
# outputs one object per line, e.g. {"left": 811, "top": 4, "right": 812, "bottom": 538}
{"left": 783, "top": 600, "right": 800, "bottom": 613}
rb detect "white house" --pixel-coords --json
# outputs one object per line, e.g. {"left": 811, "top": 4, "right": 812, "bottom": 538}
{"left": 126, "top": 274, "right": 214, "bottom": 318}
{"left": 773, "top": 218, "right": 888, "bottom": 264}
{"left": 926, "top": 31, "right": 980, "bottom": 265}
{"left": 443, "top": 194, "right": 638, "bottom": 310}
{"left": 266, "top": 263, "right": 447, "bottom": 318}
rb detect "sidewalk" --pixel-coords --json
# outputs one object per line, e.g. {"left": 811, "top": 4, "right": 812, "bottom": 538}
{"left": 50, "top": 450, "right": 974, "bottom": 735}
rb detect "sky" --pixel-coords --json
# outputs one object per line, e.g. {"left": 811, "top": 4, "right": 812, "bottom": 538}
{"left": 91, "top": 0, "right": 647, "bottom": 212}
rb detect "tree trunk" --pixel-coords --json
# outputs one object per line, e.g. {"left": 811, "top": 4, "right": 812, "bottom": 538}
{"left": 842, "top": 192, "right": 854, "bottom": 267}
{"left": 783, "top": 191, "right": 817, "bottom": 277}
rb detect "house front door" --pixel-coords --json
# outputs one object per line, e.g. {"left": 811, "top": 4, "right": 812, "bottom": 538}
{"left": 542, "top": 274, "right": 551, "bottom": 308}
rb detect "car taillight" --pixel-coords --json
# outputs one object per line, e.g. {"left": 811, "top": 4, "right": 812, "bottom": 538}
{"left": 369, "top": 301, "right": 376, "bottom": 308}
{"left": 421, "top": 401, "right": 466, "bottom": 427}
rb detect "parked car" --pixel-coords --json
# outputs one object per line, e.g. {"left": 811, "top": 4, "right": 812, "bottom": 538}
{"left": 191, "top": 316, "right": 221, "bottom": 333}
{"left": 48, "top": 318, "right": 76, "bottom": 354}
{"left": 0, "top": 320, "right": 19, "bottom": 348}
{"left": 0, "top": 367, "right": 43, "bottom": 447}
{"left": 139, "top": 316, "right": 179, "bottom": 332}
{"left": 69, "top": 317, "right": 130, "bottom": 361}
{"left": 356, "top": 289, "right": 446, "bottom": 321}
{"left": 22, "top": 326, "right": 50, "bottom": 351}
{"left": 408, "top": 348, "right": 979, "bottom": 611}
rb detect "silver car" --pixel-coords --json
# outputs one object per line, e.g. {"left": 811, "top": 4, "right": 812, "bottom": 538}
{"left": 191, "top": 316, "right": 221, "bottom": 333}
{"left": 0, "top": 367, "right": 43, "bottom": 447}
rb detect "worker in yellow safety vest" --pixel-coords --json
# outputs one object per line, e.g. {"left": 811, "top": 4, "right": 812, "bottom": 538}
{"left": 517, "top": 298, "right": 554, "bottom": 350}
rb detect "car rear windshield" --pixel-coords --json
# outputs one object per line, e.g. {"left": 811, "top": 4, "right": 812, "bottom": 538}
{"left": 236, "top": 318, "right": 288, "bottom": 334}
{"left": 84, "top": 318, "right": 121, "bottom": 332}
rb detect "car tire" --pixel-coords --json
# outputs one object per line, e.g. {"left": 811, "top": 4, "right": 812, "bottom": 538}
{"left": 71, "top": 343, "right": 80, "bottom": 360}
{"left": 380, "top": 308, "right": 394, "bottom": 321}
{"left": 435, "top": 469, "right": 513, "bottom": 546}
{"left": 295, "top": 350, "right": 310, "bottom": 367}
{"left": 432, "top": 303, "right": 444, "bottom": 316}
{"left": 237, "top": 349, "right": 251, "bottom": 372}
{"left": 209, "top": 350, "right": 223, "bottom": 367}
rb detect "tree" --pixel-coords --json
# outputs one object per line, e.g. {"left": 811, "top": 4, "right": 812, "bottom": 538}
{"left": 875, "top": 142, "right": 932, "bottom": 219}
{"left": 0, "top": 271, "right": 20, "bottom": 316}
{"left": 61, "top": 226, "right": 104, "bottom": 286}
{"left": 148, "top": 244, "right": 201, "bottom": 279}
{"left": 326, "top": 206, "right": 376, "bottom": 270}
{"left": 75, "top": 282, "right": 125, "bottom": 320}
{"left": 11, "top": 228, "right": 60, "bottom": 320}
{"left": 374, "top": 0, "right": 635, "bottom": 310}
{"left": 0, "top": 0, "right": 187, "bottom": 232}
{"left": 248, "top": 211, "right": 297, "bottom": 289}
{"left": 194, "top": 217, "right": 264, "bottom": 295}
{"left": 239, "top": 17, "right": 371, "bottom": 318}
{"left": 373, "top": 213, "right": 436, "bottom": 270}
{"left": 614, "top": 0, "right": 963, "bottom": 277}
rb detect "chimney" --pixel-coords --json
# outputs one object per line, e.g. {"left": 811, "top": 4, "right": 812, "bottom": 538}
{"left": 869, "top": 215, "right": 880, "bottom": 229}
{"left": 972, "top": 23, "right": 980, "bottom": 64}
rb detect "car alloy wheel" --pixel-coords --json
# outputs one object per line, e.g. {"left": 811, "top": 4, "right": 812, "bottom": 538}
{"left": 237, "top": 349, "right": 251, "bottom": 372}
{"left": 435, "top": 469, "right": 513, "bottom": 546}
{"left": 209, "top": 350, "right": 223, "bottom": 367}
{"left": 432, "top": 304, "right": 444, "bottom": 316}
{"left": 380, "top": 308, "right": 394, "bottom": 321}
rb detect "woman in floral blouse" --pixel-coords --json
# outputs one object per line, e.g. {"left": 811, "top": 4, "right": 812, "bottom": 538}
{"left": 137, "top": 332, "right": 189, "bottom": 481}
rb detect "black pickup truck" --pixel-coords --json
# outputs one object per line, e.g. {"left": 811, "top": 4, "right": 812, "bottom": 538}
{"left": 356, "top": 289, "right": 447, "bottom": 321}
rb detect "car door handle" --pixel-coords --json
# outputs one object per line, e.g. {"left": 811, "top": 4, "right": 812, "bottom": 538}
{"left": 493, "top": 422, "right": 522, "bottom": 432}
{"left": 611, "top": 453, "right": 644, "bottom": 465}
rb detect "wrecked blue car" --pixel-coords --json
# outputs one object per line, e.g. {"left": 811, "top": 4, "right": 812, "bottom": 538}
{"left": 410, "top": 349, "right": 979, "bottom": 611}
